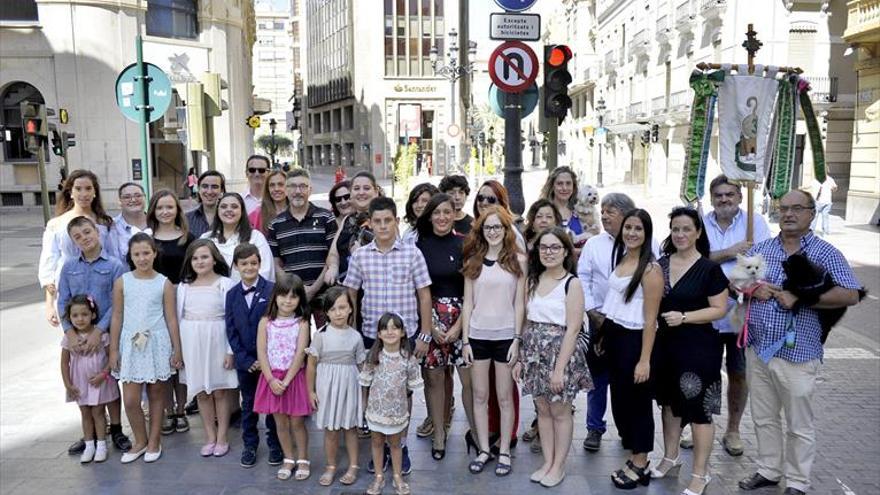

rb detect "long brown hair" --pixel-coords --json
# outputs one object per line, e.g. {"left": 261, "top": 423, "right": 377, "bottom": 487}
{"left": 461, "top": 206, "right": 523, "bottom": 279}
{"left": 56, "top": 169, "right": 113, "bottom": 227}
{"left": 366, "top": 312, "right": 412, "bottom": 366}
{"left": 472, "top": 180, "right": 511, "bottom": 219}
{"left": 526, "top": 226, "right": 577, "bottom": 296}
{"left": 146, "top": 189, "right": 190, "bottom": 246}
{"left": 258, "top": 170, "right": 288, "bottom": 233}
{"left": 539, "top": 166, "right": 579, "bottom": 209}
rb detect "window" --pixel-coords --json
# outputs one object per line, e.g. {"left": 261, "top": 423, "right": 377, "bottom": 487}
{"left": 1, "top": 82, "right": 45, "bottom": 161}
{"left": 274, "top": 21, "right": 285, "bottom": 30}
{"left": 146, "top": 0, "right": 198, "bottom": 40}
{"left": 0, "top": 0, "right": 38, "bottom": 21}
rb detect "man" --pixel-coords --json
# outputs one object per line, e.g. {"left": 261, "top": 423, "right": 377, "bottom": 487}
{"left": 809, "top": 174, "right": 837, "bottom": 236}
{"left": 243, "top": 155, "right": 271, "bottom": 215}
{"left": 266, "top": 168, "right": 336, "bottom": 326}
{"left": 738, "top": 190, "right": 861, "bottom": 495}
{"left": 111, "top": 182, "right": 150, "bottom": 261}
{"left": 703, "top": 175, "right": 772, "bottom": 456}
{"left": 438, "top": 174, "right": 473, "bottom": 234}
{"left": 186, "top": 170, "right": 226, "bottom": 238}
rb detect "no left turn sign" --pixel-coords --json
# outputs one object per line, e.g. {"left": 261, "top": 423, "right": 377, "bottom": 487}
{"left": 488, "top": 41, "right": 538, "bottom": 93}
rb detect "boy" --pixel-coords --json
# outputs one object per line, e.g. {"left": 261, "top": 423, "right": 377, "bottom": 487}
{"left": 225, "top": 243, "right": 283, "bottom": 468}
{"left": 343, "top": 197, "right": 433, "bottom": 474}
{"left": 57, "top": 215, "right": 131, "bottom": 456}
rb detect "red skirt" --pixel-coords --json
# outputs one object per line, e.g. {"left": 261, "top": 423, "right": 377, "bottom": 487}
{"left": 254, "top": 368, "right": 312, "bottom": 417}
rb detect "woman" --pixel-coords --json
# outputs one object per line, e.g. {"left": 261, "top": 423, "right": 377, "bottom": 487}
{"left": 112, "top": 182, "right": 150, "bottom": 261}
{"left": 473, "top": 180, "right": 511, "bottom": 221}
{"left": 539, "top": 166, "right": 581, "bottom": 237}
{"left": 402, "top": 182, "right": 439, "bottom": 242}
{"left": 328, "top": 180, "right": 354, "bottom": 230}
{"left": 461, "top": 207, "right": 525, "bottom": 477}
{"left": 524, "top": 199, "right": 563, "bottom": 251}
{"left": 248, "top": 170, "right": 288, "bottom": 234}
{"left": 201, "top": 192, "right": 274, "bottom": 282}
{"left": 603, "top": 209, "right": 663, "bottom": 489}
{"left": 324, "top": 171, "right": 382, "bottom": 285}
{"left": 39, "top": 170, "right": 115, "bottom": 326}
{"left": 651, "top": 207, "right": 728, "bottom": 495}
{"left": 415, "top": 193, "right": 475, "bottom": 461}
{"left": 515, "top": 226, "right": 592, "bottom": 487}
{"left": 146, "top": 189, "right": 195, "bottom": 434}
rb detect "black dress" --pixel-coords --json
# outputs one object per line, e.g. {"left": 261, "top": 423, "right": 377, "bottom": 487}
{"left": 655, "top": 256, "right": 728, "bottom": 426}
{"left": 155, "top": 233, "right": 195, "bottom": 285}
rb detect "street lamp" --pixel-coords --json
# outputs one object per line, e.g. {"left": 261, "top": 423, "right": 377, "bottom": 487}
{"left": 595, "top": 96, "right": 606, "bottom": 188}
{"left": 431, "top": 29, "right": 477, "bottom": 174}
{"left": 268, "top": 118, "right": 278, "bottom": 168}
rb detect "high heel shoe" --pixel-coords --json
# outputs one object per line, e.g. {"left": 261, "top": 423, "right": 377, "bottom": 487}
{"left": 682, "top": 473, "right": 711, "bottom": 495}
{"left": 464, "top": 430, "right": 478, "bottom": 455}
{"left": 649, "top": 455, "right": 683, "bottom": 479}
{"left": 431, "top": 436, "right": 446, "bottom": 460}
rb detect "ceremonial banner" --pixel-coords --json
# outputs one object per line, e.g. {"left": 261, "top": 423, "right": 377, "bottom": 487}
{"left": 717, "top": 64, "right": 779, "bottom": 182}
{"left": 681, "top": 70, "right": 724, "bottom": 204}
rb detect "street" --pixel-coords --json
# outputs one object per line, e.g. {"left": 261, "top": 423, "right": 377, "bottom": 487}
{"left": 1, "top": 171, "right": 878, "bottom": 495}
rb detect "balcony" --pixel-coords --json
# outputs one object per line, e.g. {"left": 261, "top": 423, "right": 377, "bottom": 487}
{"left": 675, "top": 0, "right": 696, "bottom": 33}
{"left": 651, "top": 95, "right": 667, "bottom": 113}
{"left": 629, "top": 29, "right": 650, "bottom": 59}
{"left": 805, "top": 75, "right": 839, "bottom": 103}
{"left": 627, "top": 101, "right": 646, "bottom": 121}
{"left": 656, "top": 15, "right": 672, "bottom": 43}
{"left": 604, "top": 49, "right": 618, "bottom": 74}
{"left": 844, "top": 0, "right": 880, "bottom": 42}
{"left": 699, "top": 0, "right": 727, "bottom": 20}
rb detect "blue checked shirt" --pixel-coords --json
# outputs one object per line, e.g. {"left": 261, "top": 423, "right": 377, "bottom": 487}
{"left": 57, "top": 250, "right": 128, "bottom": 333}
{"left": 746, "top": 232, "right": 860, "bottom": 363}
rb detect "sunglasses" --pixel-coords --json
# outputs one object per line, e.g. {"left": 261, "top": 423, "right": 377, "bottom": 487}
{"left": 476, "top": 194, "right": 498, "bottom": 204}
{"left": 248, "top": 167, "right": 268, "bottom": 174}
{"left": 334, "top": 193, "right": 351, "bottom": 202}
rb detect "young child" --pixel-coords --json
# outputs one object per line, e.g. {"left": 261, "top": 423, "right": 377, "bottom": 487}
{"left": 225, "top": 243, "right": 283, "bottom": 468}
{"left": 56, "top": 215, "right": 131, "bottom": 453}
{"left": 177, "top": 239, "right": 238, "bottom": 458}
{"left": 110, "top": 233, "right": 183, "bottom": 464}
{"left": 253, "top": 273, "right": 313, "bottom": 481}
{"left": 306, "top": 286, "right": 366, "bottom": 487}
{"left": 359, "top": 313, "right": 423, "bottom": 495}
{"left": 61, "top": 295, "right": 120, "bottom": 463}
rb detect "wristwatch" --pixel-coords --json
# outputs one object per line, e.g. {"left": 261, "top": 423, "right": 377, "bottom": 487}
{"left": 417, "top": 332, "right": 433, "bottom": 344}
{"left": 681, "top": 312, "right": 688, "bottom": 323}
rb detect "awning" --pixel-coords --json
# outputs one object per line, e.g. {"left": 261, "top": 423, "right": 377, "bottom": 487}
{"left": 606, "top": 123, "right": 651, "bottom": 134}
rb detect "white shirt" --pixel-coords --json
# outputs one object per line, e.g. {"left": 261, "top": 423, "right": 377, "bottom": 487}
{"left": 242, "top": 281, "right": 256, "bottom": 308}
{"left": 243, "top": 190, "right": 262, "bottom": 216}
{"left": 111, "top": 213, "right": 151, "bottom": 261}
{"left": 200, "top": 229, "right": 275, "bottom": 282}
{"left": 811, "top": 177, "right": 837, "bottom": 204}
{"left": 576, "top": 230, "right": 659, "bottom": 313}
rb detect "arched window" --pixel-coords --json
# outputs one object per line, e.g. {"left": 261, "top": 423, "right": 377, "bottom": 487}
{"left": 1, "top": 82, "right": 44, "bottom": 161}
{"left": 0, "top": 0, "right": 39, "bottom": 22}
{"left": 146, "top": 0, "right": 199, "bottom": 40}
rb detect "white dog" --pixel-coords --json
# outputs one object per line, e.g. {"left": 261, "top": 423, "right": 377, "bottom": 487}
{"left": 727, "top": 253, "right": 766, "bottom": 332}
{"left": 572, "top": 184, "right": 601, "bottom": 247}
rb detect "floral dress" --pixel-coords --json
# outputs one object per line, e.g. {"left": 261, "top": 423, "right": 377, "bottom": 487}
{"left": 359, "top": 350, "right": 423, "bottom": 434}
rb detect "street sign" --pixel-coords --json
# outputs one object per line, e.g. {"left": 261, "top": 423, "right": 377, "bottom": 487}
{"left": 488, "top": 41, "right": 539, "bottom": 93}
{"left": 115, "top": 62, "right": 172, "bottom": 124}
{"left": 447, "top": 124, "right": 461, "bottom": 137}
{"left": 247, "top": 115, "right": 262, "bottom": 128}
{"left": 489, "top": 82, "right": 538, "bottom": 119}
{"left": 490, "top": 13, "right": 541, "bottom": 41}
{"left": 59, "top": 108, "right": 69, "bottom": 124}
{"left": 493, "top": 0, "right": 538, "bottom": 12}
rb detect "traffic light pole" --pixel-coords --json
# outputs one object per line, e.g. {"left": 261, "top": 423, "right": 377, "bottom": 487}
{"left": 503, "top": 91, "right": 524, "bottom": 216}
{"left": 135, "top": 35, "right": 152, "bottom": 198}
{"left": 36, "top": 145, "right": 50, "bottom": 225}
{"left": 545, "top": 116, "right": 558, "bottom": 171}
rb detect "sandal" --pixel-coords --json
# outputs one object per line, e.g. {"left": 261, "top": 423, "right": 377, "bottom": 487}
{"left": 366, "top": 474, "right": 385, "bottom": 495}
{"left": 611, "top": 460, "right": 651, "bottom": 489}
{"left": 416, "top": 417, "right": 434, "bottom": 438}
{"left": 495, "top": 453, "right": 512, "bottom": 477}
{"left": 318, "top": 465, "right": 336, "bottom": 486}
{"left": 468, "top": 450, "right": 494, "bottom": 474}
{"left": 649, "top": 455, "right": 682, "bottom": 478}
{"left": 294, "top": 459, "right": 311, "bottom": 480}
{"left": 393, "top": 473, "right": 411, "bottom": 495}
{"left": 522, "top": 419, "right": 539, "bottom": 442}
{"left": 277, "top": 458, "right": 296, "bottom": 480}
{"left": 339, "top": 465, "right": 359, "bottom": 485}
{"left": 682, "top": 473, "right": 711, "bottom": 495}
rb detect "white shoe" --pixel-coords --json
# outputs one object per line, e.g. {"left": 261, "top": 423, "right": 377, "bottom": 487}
{"left": 679, "top": 427, "right": 694, "bottom": 449}
{"left": 80, "top": 441, "right": 96, "bottom": 463}
{"left": 144, "top": 448, "right": 162, "bottom": 463}
{"left": 649, "top": 455, "right": 683, "bottom": 478}
{"left": 94, "top": 440, "right": 108, "bottom": 463}
{"left": 121, "top": 446, "right": 147, "bottom": 464}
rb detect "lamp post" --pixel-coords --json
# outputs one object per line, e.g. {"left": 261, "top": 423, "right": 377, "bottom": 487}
{"left": 430, "top": 30, "right": 476, "bottom": 175}
{"left": 596, "top": 96, "right": 606, "bottom": 188}
{"left": 268, "top": 118, "right": 278, "bottom": 168}
{"left": 528, "top": 124, "right": 539, "bottom": 169}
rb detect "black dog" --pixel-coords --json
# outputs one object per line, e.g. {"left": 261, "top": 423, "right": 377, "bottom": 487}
{"left": 782, "top": 252, "right": 866, "bottom": 343}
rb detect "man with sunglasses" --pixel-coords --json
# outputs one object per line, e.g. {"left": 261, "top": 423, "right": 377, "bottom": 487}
{"left": 186, "top": 170, "right": 227, "bottom": 238}
{"left": 243, "top": 155, "right": 271, "bottom": 215}
{"left": 738, "top": 189, "right": 861, "bottom": 495}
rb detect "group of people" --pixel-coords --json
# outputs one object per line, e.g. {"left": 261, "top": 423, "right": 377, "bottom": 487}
{"left": 39, "top": 158, "right": 861, "bottom": 495}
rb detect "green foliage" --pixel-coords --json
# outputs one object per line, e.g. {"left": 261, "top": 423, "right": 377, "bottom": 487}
{"left": 393, "top": 143, "right": 419, "bottom": 200}
{"left": 255, "top": 134, "right": 294, "bottom": 156}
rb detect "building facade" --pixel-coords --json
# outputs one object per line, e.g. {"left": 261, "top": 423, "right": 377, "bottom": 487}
{"left": 0, "top": 0, "right": 256, "bottom": 207}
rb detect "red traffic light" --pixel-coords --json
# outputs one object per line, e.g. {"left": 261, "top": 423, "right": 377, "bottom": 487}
{"left": 547, "top": 45, "right": 572, "bottom": 67}
{"left": 24, "top": 119, "right": 39, "bottom": 135}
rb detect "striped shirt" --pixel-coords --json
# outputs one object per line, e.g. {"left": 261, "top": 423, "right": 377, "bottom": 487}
{"left": 267, "top": 203, "right": 337, "bottom": 285}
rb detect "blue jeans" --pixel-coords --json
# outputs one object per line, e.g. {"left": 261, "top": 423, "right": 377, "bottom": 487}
{"left": 238, "top": 370, "right": 280, "bottom": 451}
{"left": 586, "top": 370, "right": 609, "bottom": 433}
{"left": 811, "top": 202, "right": 832, "bottom": 234}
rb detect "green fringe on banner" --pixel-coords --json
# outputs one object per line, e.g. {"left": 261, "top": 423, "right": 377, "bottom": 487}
{"left": 799, "top": 80, "right": 827, "bottom": 184}
{"left": 681, "top": 71, "right": 724, "bottom": 204}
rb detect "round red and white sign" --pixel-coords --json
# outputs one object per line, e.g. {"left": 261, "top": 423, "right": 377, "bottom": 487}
{"left": 488, "top": 41, "right": 539, "bottom": 93}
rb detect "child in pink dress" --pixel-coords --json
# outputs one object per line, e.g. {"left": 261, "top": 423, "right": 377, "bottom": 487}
{"left": 253, "top": 274, "right": 313, "bottom": 481}
{"left": 61, "top": 295, "right": 120, "bottom": 464}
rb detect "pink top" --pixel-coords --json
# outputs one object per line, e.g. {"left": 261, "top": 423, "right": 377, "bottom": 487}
{"left": 469, "top": 260, "right": 518, "bottom": 340}
{"left": 248, "top": 207, "right": 264, "bottom": 233}
{"left": 266, "top": 316, "right": 302, "bottom": 371}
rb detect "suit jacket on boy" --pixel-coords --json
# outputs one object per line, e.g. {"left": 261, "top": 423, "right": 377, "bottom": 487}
{"left": 225, "top": 276, "right": 274, "bottom": 371}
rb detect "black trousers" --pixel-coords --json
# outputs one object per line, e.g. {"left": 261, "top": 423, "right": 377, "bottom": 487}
{"left": 605, "top": 319, "right": 654, "bottom": 454}
{"left": 238, "top": 370, "right": 280, "bottom": 451}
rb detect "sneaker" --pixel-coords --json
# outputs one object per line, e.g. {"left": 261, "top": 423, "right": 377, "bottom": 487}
{"left": 582, "top": 429, "right": 602, "bottom": 452}
{"left": 680, "top": 427, "right": 694, "bottom": 449}
{"left": 184, "top": 398, "right": 199, "bottom": 415}
{"left": 175, "top": 415, "right": 190, "bottom": 433}
{"left": 267, "top": 448, "right": 284, "bottom": 466}
{"left": 416, "top": 417, "right": 434, "bottom": 438}
{"left": 67, "top": 438, "right": 86, "bottom": 455}
{"left": 161, "top": 415, "right": 177, "bottom": 435}
{"left": 722, "top": 432, "right": 744, "bottom": 456}
{"left": 111, "top": 430, "right": 132, "bottom": 452}
{"left": 240, "top": 447, "right": 257, "bottom": 467}
{"left": 401, "top": 445, "right": 412, "bottom": 476}
{"left": 367, "top": 444, "right": 390, "bottom": 474}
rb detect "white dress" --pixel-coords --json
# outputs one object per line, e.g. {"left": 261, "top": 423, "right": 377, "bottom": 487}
{"left": 200, "top": 230, "right": 275, "bottom": 282}
{"left": 177, "top": 277, "right": 238, "bottom": 400}
{"left": 305, "top": 326, "right": 366, "bottom": 430}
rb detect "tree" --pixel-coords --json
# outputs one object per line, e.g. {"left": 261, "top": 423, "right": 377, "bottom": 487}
{"left": 255, "top": 134, "right": 294, "bottom": 157}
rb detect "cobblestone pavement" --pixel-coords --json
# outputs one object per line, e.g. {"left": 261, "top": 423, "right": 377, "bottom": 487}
{"left": 1, "top": 172, "right": 877, "bottom": 494}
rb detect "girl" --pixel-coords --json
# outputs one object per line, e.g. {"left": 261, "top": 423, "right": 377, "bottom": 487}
{"left": 402, "top": 182, "right": 439, "bottom": 242}
{"left": 61, "top": 295, "right": 120, "bottom": 463}
{"left": 359, "top": 313, "right": 423, "bottom": 495}
{"left": 254, "top": 274, "right": 312, "bottom": 481}
{"left": 176, "top": 239, "right": 239, "bottom": 457}
{"left": 110, "top": 233, "right": 183, "bottom": 464}
{"left": 202, "top": 192, "right": 275, "bottom": 282}
{"left": 249, "top": 170, "right": 288, "bottom": 234}
{"left": 306, "top": 287, "right": 366, "bottom": 487}
{"left": 186, "top": 168, "right": 198, "bottom": 198}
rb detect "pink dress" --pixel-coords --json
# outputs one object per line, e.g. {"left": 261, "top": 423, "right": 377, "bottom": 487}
{"left": 62, "top": 331, "right": 120, "bottom": 406}
{"left": 253, "top": 316, "right": 312, "bottom": 417}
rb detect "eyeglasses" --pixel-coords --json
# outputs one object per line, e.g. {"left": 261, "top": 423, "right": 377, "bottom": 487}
{"left": 120, "top": 193, "right": 144, "bottom": 201}
{"left": 476, "top": 194, "right": 498, "bottom": 204}
{"left": 334, "top": 193, "right": 351, "bottom": 202}
{"left": 247, "top": 167, "right": 268, "bottom": 174}
{"left": 538, "top": 244, "right": 564, "bottom": 254}
{"left": 778, "top": 205, "right": 814, "bottom": 214}
{"left": 482, "top": 224, "right": 504, "bottom": 233}
{"left": 287, "top": 183, "right": 309, "bottom": 191}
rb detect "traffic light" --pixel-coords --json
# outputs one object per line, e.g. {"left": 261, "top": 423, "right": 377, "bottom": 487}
{"left": 20, "top": 102, "right": 51, "bottom": 138}
{"left": 641, "top": 129, "right": 650, "bottom": 146}
{"left": 51, "top": 130, "right": 76, "bottom": 157}
{"left": 51, "top": 129, "right": 63, "bottom": 156}
{"left": 543, "top": 45, "right": 573, "bottom": 121}
{"left": 290, "top": 97, "right": 302, "bottom": 131}
{"left": 201, "top": 72, "right": 229, "bottom": 118}
{"left": 651, "top": 124, "right": 660, "bottom": 143}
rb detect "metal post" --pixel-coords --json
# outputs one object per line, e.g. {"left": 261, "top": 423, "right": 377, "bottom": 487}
{"left": 546, "top": 117, "right": 558, "bottom": 171}
{"left": 36, "top": 145, "right": 50, "bottom": 224}
{"left": 503, "top": 91, "right": 524, "bottom": 215}
{"left": 597, "top": 112, "right": 605, "bottom": 188}
{"left": 135, "top": 34, "right": 152, "bottom": 199}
